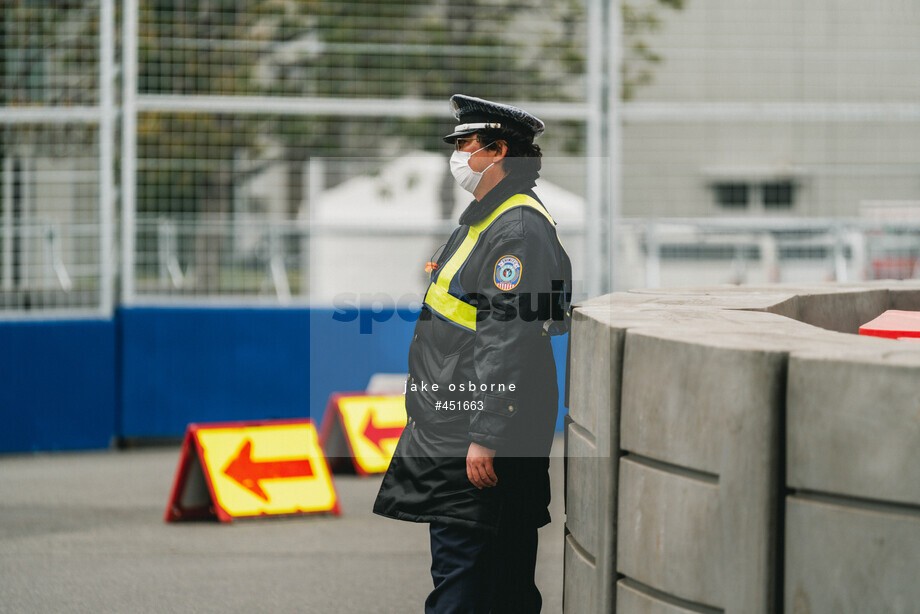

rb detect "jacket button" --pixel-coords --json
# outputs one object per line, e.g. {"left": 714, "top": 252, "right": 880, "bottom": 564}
{"left": 508, "top": 405, "right": 514, "bottom": 412}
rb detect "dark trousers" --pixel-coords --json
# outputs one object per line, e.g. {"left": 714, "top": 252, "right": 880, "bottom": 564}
{"left": 425, "top": 520, "right": 541, "bottom": 614}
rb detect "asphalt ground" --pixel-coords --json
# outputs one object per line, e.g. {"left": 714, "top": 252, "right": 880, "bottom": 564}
{"left": 0, "top": 437, "right": 564, "bottom": 614}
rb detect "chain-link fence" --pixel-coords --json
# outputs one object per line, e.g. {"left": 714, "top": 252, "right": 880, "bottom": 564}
{"left": 0, "top": 1, "right": 115, "bottom": 315}
{"left": 122, "top": 0, "right": 591, "bottom": 306}
{"left": 2, "top": 0, "right": 920, "bottom": 316}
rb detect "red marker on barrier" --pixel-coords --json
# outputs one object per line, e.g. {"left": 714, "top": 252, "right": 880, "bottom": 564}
{"left": 859, "top": 310, "right": 920, "bottom": 340}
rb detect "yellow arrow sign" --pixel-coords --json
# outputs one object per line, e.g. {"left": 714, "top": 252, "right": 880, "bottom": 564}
{"left": 321, "top": 394, "right": 406, "bottom": 475}
{"left": 165, "top": 419, "right": 340, "bottom": 522}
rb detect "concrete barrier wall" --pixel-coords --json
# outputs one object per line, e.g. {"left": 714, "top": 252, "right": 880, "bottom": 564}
{"left": 564, "top": 281, "right": 920, "bottom": 613}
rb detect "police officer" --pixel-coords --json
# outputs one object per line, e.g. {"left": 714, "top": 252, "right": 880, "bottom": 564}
{"left": 374, "top": 94, "right": 572, "bottom": 614}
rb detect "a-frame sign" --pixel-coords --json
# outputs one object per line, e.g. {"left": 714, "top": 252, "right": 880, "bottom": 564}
{"left": 319, "top": 392, "right": 406, "bottom": 475}
{"left": 165, "top": 419, "right": 340, "bottom": 523}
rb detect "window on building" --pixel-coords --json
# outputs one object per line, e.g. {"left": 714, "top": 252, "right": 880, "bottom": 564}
{"left": 712, "top": 180, "right": 797, "bottom": 211}
{"left": 714, "top": 183, "right": 749, "bottom": 209}
{"left": 762, "top": 181, "right": 795, "bottom": 209}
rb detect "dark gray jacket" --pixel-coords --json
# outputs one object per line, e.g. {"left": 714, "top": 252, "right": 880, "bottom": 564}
{"left": 373, "top": 172, "right": 572, "bottom": 531}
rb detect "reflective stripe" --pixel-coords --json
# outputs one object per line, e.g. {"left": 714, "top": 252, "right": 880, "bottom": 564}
{"left": 424, "top": 281, "right": 477, "bottom": 332}
{"left": 424, "top": 193, "right": 555, "bottom": 331}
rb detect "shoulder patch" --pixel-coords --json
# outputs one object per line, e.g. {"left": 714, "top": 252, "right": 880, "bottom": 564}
{"left": 494, "top": 255, "right": 522, "bottom": 291}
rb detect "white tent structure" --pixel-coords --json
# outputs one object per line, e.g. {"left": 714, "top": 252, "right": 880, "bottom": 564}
{"left": 308, "top": 151, "right": 584, "bottom": 304}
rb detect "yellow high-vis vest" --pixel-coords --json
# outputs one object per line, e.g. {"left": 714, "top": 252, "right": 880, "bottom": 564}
{"left": 423, "top": 194, "right": 556, "bottom": 332}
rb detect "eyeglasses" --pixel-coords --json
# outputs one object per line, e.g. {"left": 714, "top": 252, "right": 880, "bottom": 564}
{"left": 454, "top": 136, "right": 480, "bottom": 152}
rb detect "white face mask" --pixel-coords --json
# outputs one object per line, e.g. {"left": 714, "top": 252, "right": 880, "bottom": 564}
{"left": 449, "top": 142, "right": 496, "bottom": 194}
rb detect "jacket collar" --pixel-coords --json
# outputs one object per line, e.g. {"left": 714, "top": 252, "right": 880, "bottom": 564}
{"left": 457, "top": 170, "right": 539, "bottom": 227}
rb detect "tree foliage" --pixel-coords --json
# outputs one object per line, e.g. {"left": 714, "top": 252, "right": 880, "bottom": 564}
{"left": 0, "top": 2, "right": 101, "bottom": 157}
{"left": 623, "top": 0, "right": 685, "bottom": 100}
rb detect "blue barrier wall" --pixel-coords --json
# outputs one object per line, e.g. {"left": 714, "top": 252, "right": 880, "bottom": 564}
{"left": 0, "top": 319, "right": 116, "bottom": 453}
{"left": 307, "top": 307, "right": 414, "bottom": 419}
{"left": 1, "top": 307, "right": 568, "bottom": 451}
{"left": 119, "top": 307, "right": 313, "bottom": 437}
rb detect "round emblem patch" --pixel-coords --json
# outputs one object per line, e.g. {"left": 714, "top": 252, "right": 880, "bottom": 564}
{"left": 494, "top": 255, "right": 523, "bottom": 291}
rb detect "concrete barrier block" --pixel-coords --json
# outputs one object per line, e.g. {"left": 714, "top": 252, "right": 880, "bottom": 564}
{"left": 567, "top": 307, "right": 620, "bottom": 440}
{"left": 565, "top": 423, "right": 602, "bottom": 557}
{"left": 564, "top": 532, "right": 599, "bottom": 613}
{"left": 564, "top": 305, "right": 626, "bottom": 614}
{"left": 787, "top": 354, "right": 920, "bottom": 506}
{"left": 618, "top": 329, "right": 784, "bottom": 613}
{"left": 888, "top": 285, "right": 920, "bottom": 311}
{"left": 620, "top": 330, "right": 784, "bottom": 475}
{"left": 795, "top": 288, "right": 889, "bottom": 334}
{"left": 785, "top": 496, "right": 920, "bottom": 614}
{"left": 626, "top": 286, "right": 799, "bottom": 320}
{"left": 617, "top": 579, "right": 716, "bottom": 614}
{"left": 617, "top": 456, "right": 722, "bottom": 607}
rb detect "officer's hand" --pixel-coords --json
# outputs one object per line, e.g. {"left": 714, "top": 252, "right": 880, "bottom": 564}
{"left": 467, "top": 442, "right": 498, "bottom": 489}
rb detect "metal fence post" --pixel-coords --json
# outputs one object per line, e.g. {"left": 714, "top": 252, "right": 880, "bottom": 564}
{"left": 121, "top": 0, "right": 138, "bottom": 305}
{"left": 645, "top": 222, "right": 660, "bottom": 288}
{"left": 2, "top": 157, "right": 12, "bottom": 291}
{"left": 99, "top": 0, "right": 115, "bottom": 315}
{"left": 607, "top": 0, "right": 623, "bottom": 293}
{"left": 834, "top": 223, "right": 848, "bottom": 282}
{"left": 585, "top": 0, "right": 604, "bottom": 300}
